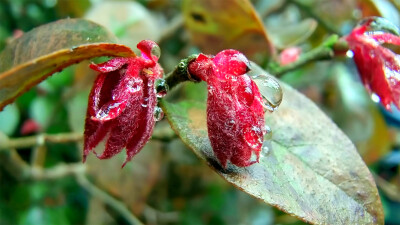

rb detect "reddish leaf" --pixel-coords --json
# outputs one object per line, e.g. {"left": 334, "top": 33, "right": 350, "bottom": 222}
{"left": 0, "top": 18, "right": 135, "bottom": 111}
{"left": 182, "top": 0, "right": 275, "bottom": 62}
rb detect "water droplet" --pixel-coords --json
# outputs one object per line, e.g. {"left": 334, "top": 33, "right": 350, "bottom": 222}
{"left": 141, "top": 104, "right": 148, "bottom": 108}
{"left": 260, "top": 140, "right": 272, "bottom": 158}
{"left": 264, "top": 125, "right": 272, "bottom": 140}
{"left": 371, "top": 93, "right": 380, "bottom": 103}
{"left": 86, "top": 37, "right": 90, "bottom": 41}
{"left": 359, "top": 17, "right": 400, "bottom": 35}
{"left": 346, "top": 50, "right": 354, "bottom": 58}
{"left": 251, "top": 74, "right": 283, "bottom": 112}
{"left": 153, "top": 107, "right": 164, "bottom": 121}
{"left": 155, "top": 78, "right": 169, "bottom": 98}
{"left": 225, "top": 119, "right": 235, "bottom": 129}
{"left": 151, "top": 44, "right": 161, "bottom": 59}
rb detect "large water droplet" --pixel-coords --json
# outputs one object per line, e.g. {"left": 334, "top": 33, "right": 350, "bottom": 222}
{"left": 155, "top": 78, "right": 169, "bottom": 98}
{"left": 153, "top": 107, "right": 164, "bottom": 121}
{"left": 151, "top": 44, "right": 161, "bottom": 59}
{"left": 251, "top": 74, "right": 283, "bottom": 112}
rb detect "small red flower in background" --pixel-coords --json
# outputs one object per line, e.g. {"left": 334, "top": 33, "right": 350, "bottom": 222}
{"left": 188, "top": 50, "right": 266, "bottom": 168}
{"left": 83, "top": 40, "right": 163, "bottom": 167}
{"left": 20, "top": 119, "right": 41, "bottom": 135}
{"left": 345, "top": 17, "right": 400, "bottom": 110}
{"left": 279, "top": 47, "right": 301, "bottom": 66}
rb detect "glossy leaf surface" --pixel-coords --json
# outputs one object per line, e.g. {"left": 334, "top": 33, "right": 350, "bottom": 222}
{"left": 161, "top": 66, "right": 384, "bottom": 224}
{"left": 0, "top": 18, "right": 135, "bottom": 111}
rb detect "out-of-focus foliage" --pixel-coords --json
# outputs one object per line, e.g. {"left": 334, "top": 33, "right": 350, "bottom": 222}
{"left": 0, "top": 0, "right": 399, "bottom": 224}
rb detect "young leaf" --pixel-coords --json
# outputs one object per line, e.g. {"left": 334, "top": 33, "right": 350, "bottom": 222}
{"left": 161, "top": 67, "right": 384, "bottom": 224}
{"left": 0, "top": 18, "right": 135, "bottom": 111}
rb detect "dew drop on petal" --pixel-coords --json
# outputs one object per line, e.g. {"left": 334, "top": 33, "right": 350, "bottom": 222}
{"left": 153, "top": 106, "right": 164, "bottom": 121}
{"left": 251, "top": 74, "right": 283, "bottom": 112}
{"left": 155, "top": 78, "right": 169, "bottom": 98}
{"left": 371, "top": 92, "right": 381, "bottom": 103}
{"left": 151, "top": 44, "right": 161, "bottom": 59}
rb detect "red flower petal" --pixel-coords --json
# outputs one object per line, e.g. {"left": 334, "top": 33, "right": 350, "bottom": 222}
{"left": 189, "top": 50, "right": 266, "bottom": 168}
{"left": 83, "top": 40, "right": 163, "bottom": 166}
{"left": 345, "top": 17, "right": 400, "bottom": 110}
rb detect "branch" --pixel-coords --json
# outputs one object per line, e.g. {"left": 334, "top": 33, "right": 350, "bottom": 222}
{"left": 267, "top": 35, "right": 346, "bottom": 77}
{"left": 162, "top": 54, "right": 199, "bottom": 91}
{"left": 0, "top": 132, "right": 83, "bottom": 150}
{"left": 76, "top": 173, "right": 143, "bottom": 225}
{"left": 30, "top": 163, "right": 86, "bottom": 180}
{"left": 143, "top": 205, "right": 179, "bottom": 224}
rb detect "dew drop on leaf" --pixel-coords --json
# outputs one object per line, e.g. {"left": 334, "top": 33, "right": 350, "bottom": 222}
{"left": 260, "top": 140, "right": 272, "bottom": 158}
{"left": 153, "top": 106, "right": 164, "bottom": 121}
{"left": 155, "top": 78, "right": 169, "bottom": 98}
{"left": 264, "top": 125, "right": 272, "bottom": 140}
{"left": 250, "top": 73, "right": 283, "bottom": 112}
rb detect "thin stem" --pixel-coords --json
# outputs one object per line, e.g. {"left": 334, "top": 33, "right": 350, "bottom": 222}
{"left": 269, "top": 45, "right": 334, "bottom": 76}
{"left": 30, "top": 145, "right": 47, "bottom": 168}
{"left": 30, "top": 163, "right": 86, "bottom": 180}
{"left": 0, "top": 132, "right": 83, "bottom": 150}
{"left": 162, "top": 54, "right": 199, "bottom": 91}
{"left": 76, "top": 173, "right": 143, "bottom": 225}
{"left": 267, "top": 35, "right": 346, "bottom": 77}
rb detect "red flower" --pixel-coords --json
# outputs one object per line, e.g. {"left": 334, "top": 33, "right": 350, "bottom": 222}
{"left": 345, "top": 17, "right": 400, "bottom": 110}
{"left": 83, "top": 40, "right": 163, "bottom": 167}
{"left": 279, "top": 47, "right": 301, "bottom": 66}
{"left": 188, "top": 50, "right": 266, "bottom": 168}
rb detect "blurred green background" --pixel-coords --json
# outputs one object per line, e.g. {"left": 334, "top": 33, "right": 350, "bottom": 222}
{"left": 0, "top": 0, "right": 400, "bottom": 224}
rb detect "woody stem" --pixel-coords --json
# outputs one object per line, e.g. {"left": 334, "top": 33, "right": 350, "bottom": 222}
{"left": 162, "top": 54, "right": 199, "bottom": 91}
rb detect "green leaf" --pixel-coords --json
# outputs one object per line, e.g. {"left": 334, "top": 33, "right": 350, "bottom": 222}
{"left": 0, "top": 104, "right": 20, "bottom": 135}
{"left": 268, "top": 18, "right": 317, "bottom": 49}
{"left": 0, "top": 18, "right": 135, "bottom": 111}
{"left": 161, "top": 66, "right": 384, "bottom": 224}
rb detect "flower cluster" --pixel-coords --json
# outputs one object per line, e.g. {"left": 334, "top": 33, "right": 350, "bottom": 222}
{"left": 345, "top": 17, "right": 400, "bottom": 110}
{"left": 188, "top": 50, "right": 267, "bottom": 168}
{"left": 83, "top": 40, "right": 163, "bottom": 167}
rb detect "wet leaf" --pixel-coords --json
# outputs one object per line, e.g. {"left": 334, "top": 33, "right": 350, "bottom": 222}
{"left": 182, "top": 0, "right": 275, "bottom": 63}
{"left": 161, "top": 66, "right": 384, "bottom": 224}
{"left": 0, "top": 18, "right": 135, "bottom": 111}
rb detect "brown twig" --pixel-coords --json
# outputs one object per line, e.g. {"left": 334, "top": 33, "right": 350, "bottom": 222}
{"left": 0, "top": 132, "right": 83, "bottom": 150}
{"left": 76, "top": 173, "right": 144, "bottom": 225}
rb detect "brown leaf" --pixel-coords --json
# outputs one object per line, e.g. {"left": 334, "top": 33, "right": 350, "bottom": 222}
{"left": 182, "top": 0, "right": 275, "bottom": 62}
{"left": 86, "top": 141, "right": 162, "bottom": 215}
{"left": 0, "top": 18, "right": 135, "bottom": 111}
